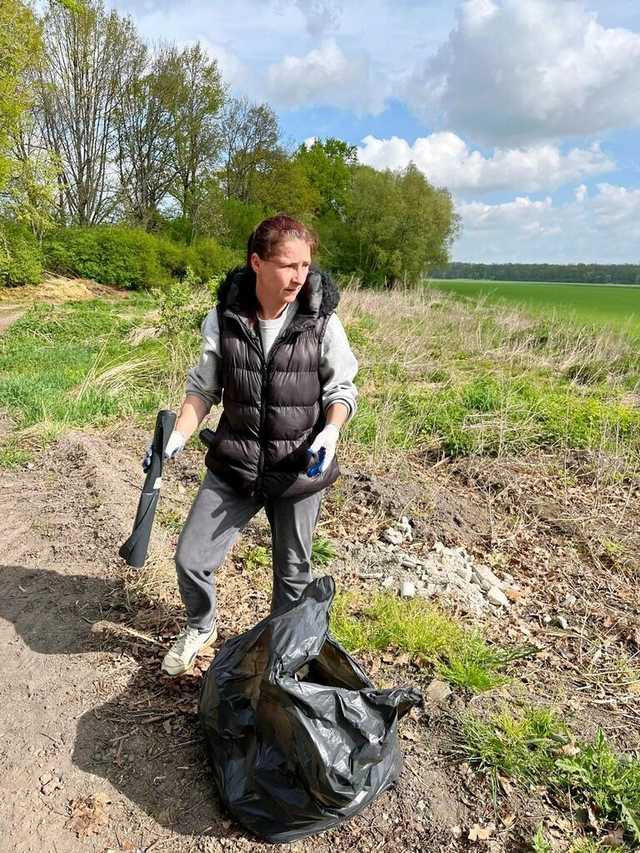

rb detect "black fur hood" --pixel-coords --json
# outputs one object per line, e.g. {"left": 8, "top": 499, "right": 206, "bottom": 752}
{"left": 216, "top": 264, "right": 340, "bottom": 320}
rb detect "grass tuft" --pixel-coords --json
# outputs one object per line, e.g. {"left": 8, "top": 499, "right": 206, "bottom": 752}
{"left": 458, "top": 706, "right": 640, "bottom": 845}
{"left": 330, "top": 592, "right": 522, "bottom": 692}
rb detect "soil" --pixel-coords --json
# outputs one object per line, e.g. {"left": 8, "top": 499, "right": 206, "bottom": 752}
{"left": 1, "top": 291, "right": 639, "bottom": 851}
{"left": 1, "top": 425, "right": 639, "bottom": 853}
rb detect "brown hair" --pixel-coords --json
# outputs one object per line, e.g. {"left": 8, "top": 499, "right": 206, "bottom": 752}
{"left": 246, "top": 214, "right": 318, "bottom": 267}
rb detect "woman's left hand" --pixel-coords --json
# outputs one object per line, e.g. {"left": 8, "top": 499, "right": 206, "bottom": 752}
{"left": 306, "top": 424, "right": 340, "bottom": 477}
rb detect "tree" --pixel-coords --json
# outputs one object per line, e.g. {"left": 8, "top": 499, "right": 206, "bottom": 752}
{"left": 218, "top": 97, "right": 280, "bottom": 204}
{"left": 37, "top": 0, "right": 140, "bottom": 225}
{"left": 113, "top": 43, "right": 178, "bottom": 229}
{"left": 164, "top": 42, "right": 224, "bottom": 237}
{"left": 333, "top": 162, "right": 459, "bottom": 287}
{"left": 294, "top": 137, "right": 357, "bottom": 219}
{"left": 249, "top": 150, "right": 318, "bottom": 219}
{"left": 4, "top": 115, "right": 60, "bottom": 241}
{"left": 0, "top": 0, "right": 42, "bottom": 192}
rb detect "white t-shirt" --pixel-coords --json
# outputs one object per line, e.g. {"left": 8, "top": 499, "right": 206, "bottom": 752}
{"left": 257, "top": 304, "right": 291, "bottom": 358}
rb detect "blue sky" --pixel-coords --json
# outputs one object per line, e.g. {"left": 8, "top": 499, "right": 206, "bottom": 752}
{"left": 106, "top": 0, "right": 640, "bottom": 263}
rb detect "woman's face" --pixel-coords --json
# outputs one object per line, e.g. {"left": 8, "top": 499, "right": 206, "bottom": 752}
{"left": 252, "top": 237, "right": 311, "bottom": 307}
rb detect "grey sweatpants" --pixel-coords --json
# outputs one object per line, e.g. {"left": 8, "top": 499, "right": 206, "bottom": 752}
{"left": 175, "top": 470, "right": 325, "bottom": 631}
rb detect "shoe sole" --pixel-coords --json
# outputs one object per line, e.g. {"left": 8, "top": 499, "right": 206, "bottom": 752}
{"left": 161, "top": 628, "right": 218, "bottom": 677}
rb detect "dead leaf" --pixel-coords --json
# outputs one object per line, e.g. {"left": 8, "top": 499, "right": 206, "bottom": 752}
{"left": 468, "top": 823, "right": 493, "bottom": 842}
{"left": 602, "top": 827, "right": 625, "bottom": 848}
{"left": 66, "top": 793, "right": 110, "bottom": 838}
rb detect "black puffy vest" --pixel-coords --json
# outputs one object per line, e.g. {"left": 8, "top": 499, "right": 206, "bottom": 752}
{"left": 204, "top": 265, "right": 341, "bottom": 499}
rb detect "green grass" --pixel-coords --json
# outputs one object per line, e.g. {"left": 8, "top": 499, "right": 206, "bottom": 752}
{"left": 459, "top": 707, "right": 640, "bottom": 846}
{"left": 342, "top": 293, "right": 640, "bottom": 465}
{"left": 330, "top": 592, "right": 529, "bottom": 692}
{"left": 429, "top": 279, "right": 640, "bottom": 336}
{"left": 242, "top": 544, "right": 271, "bottom": 573}
{"left": 312, "top": 535, "right": 337, "bottom": 566}
{"left": 0, "top": 295, "right": 196, "bottom": 465}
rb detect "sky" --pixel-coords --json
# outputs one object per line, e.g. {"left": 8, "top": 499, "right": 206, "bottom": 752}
{"left": 104, "top": 0, "right": 640, "bottom": 264}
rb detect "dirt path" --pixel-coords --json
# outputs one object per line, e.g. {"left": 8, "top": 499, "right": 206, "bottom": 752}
{"left": 0, "top": 432, "right": 457, "bottom": 853}
{"left": 0, "top": 304, "right": 26, "bottom": 333}
{"left": 1, "top": 426, "right": 639, "bottom": 852}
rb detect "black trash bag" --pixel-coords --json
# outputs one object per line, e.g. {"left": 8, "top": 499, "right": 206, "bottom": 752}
{"left": 119, "top": 409, "right": 176, "bottom": 569}
{"left": 198, "top": 575, "right": 422, "bottom": 843}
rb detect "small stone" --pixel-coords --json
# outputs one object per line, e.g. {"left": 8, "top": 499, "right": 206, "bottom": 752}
{"left": 426, "top": 679, "right": 452, "bottom": 704}
{"left": 382, "top": 576, "right": 395, "bottom": 589}
{"left": 383, "top": 528, "right": 404, "bottom": 546}
{"left": 563, "top": 593, "right": 577, "bottom": 607}
{"left": 455, "top": 564, "right": 473, "bottom": 584}
{"left": 39, "top": 773, "right": 53, "bottom": 786}
{"left": 398, "top": 516, "right": 413, "bottom": 542}
{"left": 551, "top": 614, "right": 569, "bottom": 630}
{"left": 487, "top": 586, "right": 510, "bottom": 608}
{"left": 41, "top": 777, "right": 62, "bottom": 796}
{"left": 400, "top": 580, "right": 416, "bottom": 599}
{"left": 472, "top": 564, "right": 506, "bottom": 592}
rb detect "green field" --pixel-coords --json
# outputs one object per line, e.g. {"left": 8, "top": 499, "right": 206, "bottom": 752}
{"left": 428, "top": 279, "right": 640, "bottom": 335}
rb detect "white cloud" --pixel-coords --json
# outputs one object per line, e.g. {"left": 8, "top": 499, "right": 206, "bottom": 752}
{"left": 356, "top": 133, "right": 615, "bottom": 193}
{"left": 575, "top": 184, "right": 588, "bottom": 203}
{"left": 265, "top": 39, "right": 388, "bottom": 115}
{"left": 273, "top": 0, "right": 343, "bottom": 39}
{"left": 404, "top": 0, "right": 640, "bottom": 144}
{"left": 454, "top": 183, "right": 640, "bottom": 262}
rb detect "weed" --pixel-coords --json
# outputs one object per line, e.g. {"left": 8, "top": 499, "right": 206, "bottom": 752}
{"left": 329, "top": 592, "right": 521, "bottom": 692}
{"left": 156, "top": 507, "right": 183, "bottom": 535}
{"left": 531, "top": 824, "right": 552, "bottom": 853}
{"left": 242, "top": 545, "right": 271, "bottom": 573}
{"left": 458, "top": 707, "right": 640, "bottom": 845}
{"left": 312, "top": 536, "right": 337, "bottom": 566}
{"left": 0, "top": 441, "right": 33, "bottom": 469}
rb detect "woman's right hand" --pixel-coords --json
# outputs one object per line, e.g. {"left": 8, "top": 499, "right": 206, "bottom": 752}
{"left": 142, "top": 430, "right": 187, "bottom": 471}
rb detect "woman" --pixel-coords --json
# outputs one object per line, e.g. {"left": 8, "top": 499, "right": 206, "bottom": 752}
{"left": 149, "top": 214, "right": 359, "bottom": 676}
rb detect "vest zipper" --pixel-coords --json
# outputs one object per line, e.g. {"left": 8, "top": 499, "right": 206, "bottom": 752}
{"left": 227, "top": 311, "right": 311, "bottom": 496}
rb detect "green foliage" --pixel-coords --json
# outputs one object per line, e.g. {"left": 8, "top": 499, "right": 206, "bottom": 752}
{"left": 42, "top": 226, "right": 239, "bottom": 290}
{"left": 156, "top": 273, "right": 214, "bottom": 338}
{"left": 555, "top": 730, "right": 640, "bottom": 843}
{"left": 0, "top": 441, "right": 33, "bottom": 469}
{"left": 311, "top": 536, "right": 337, "bottom": 566}
{"left": 0, "top": 296, "right": 167, "bottom": 434}
{"left": 530, "top": 825, "right": 553, "bottom": 853}
{"left": 294, "top": 138, "right": 357, "bottom": 218}
{"left": 0, "top": 221, "right": 43, "bottom": 286}
{"left": 242, "top": 545, "right": 271, "bottom": 572}
{"left": 185, "top": 239, "right": 240, "bottom": 284}
{"left": 218, "top": 198, "right": 266, "bottom": 253}
{"left": 329, "top": 163, "right": 458, "bottom": 286}
{"left": 43, "top": 226, "right": 169, "bottom": 289}
{"left": 460, "top": 708, "right": 640, "bottom": 845}
{"left": 0, "top": 0, "right": 42, "bottom": 191}
{"left": 329, "top": 592, "right": 519, "bottom": 692}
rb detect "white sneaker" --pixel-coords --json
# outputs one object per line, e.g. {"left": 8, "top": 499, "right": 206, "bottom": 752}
{"left": 161, "top": 624, "right": 217, "bottom": 676}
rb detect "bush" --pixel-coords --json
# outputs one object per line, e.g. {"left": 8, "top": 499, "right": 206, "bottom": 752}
{"left": 0, "top": 221, "right": 43, "bottom": 286}
{"left": 185, "top": 238, "right": 241, "bottom": 284}
{"left": 42, "top": 226, "right": 241, "bottom": 290}
{"left": 43, "top": 225, "right": 169, "bottom": 289}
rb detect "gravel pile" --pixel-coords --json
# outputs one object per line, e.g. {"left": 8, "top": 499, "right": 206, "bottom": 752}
{"left": 342, "top": 517, "right": 520, "bottom": 616}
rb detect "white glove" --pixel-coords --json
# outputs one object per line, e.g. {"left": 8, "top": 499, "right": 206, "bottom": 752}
{"left": 142, "top": 430, "right": 187, "bottom": 471}
{"left": 306, "top": 424, "right": 340, "bottom": 477}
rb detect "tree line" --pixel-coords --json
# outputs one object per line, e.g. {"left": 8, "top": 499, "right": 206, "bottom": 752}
{"left": 431, "top": 263, "right": 640, "bottom": 285}
{"left": 0, "top": 0, "right": 459, "bottom": 287}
